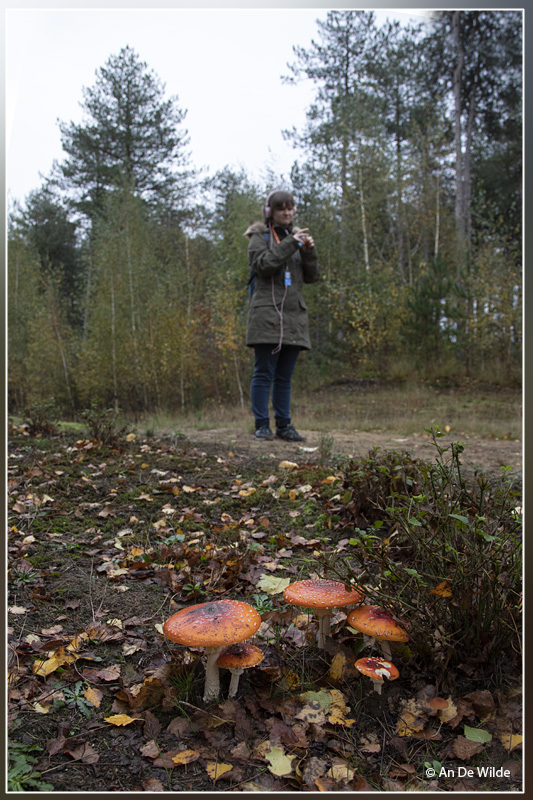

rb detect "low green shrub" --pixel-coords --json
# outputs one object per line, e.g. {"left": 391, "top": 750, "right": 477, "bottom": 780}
{"left": 319, "top": 428, "right": 522, "bottom": 678}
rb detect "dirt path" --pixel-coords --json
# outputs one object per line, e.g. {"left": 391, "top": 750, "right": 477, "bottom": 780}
{"left": 176, "top": 426, "right": 522, "bottom": 478}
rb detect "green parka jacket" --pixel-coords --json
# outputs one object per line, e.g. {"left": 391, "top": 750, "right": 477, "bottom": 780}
{"left": 245, "top": 221, "right": 320, "bottom": 350}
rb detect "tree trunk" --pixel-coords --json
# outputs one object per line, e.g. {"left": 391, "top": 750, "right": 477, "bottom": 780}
{"left": 452, "top": 10, "right": 467, "bottom": 270}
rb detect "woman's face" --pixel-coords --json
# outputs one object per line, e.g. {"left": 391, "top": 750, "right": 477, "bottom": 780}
{"left": 272, "top": 204, "right": 295, "bottom": 227}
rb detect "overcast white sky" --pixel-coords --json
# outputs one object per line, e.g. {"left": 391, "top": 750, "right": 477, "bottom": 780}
{"left": 5, "top": 7, "right": 434, "bottom": 205}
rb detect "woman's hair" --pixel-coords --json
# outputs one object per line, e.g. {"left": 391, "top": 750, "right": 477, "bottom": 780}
{"left": 264, "top": 190, "right": 296, "bottom": 220}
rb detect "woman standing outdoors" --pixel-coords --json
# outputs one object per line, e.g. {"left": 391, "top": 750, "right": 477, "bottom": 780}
{"left": 244, "top": 190, "right": 320, "bottom": 441}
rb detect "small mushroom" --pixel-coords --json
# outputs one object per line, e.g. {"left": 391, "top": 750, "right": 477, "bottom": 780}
{"left": 217, "top": 642, "right": 264, "bottom": 697}
{"left": 355, "top": 656, "right": 399, "bottom": 695}
{"left": 347, "top": 604, "right": 408, "bottom": 660}
{"left": 163, "top": 600, "right": 261, "bottom": 702}
{"left": 283, "top": 579, "right": 364, "bottom": 649}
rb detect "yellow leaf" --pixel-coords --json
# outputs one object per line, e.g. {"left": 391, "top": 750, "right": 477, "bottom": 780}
{"left": 84, "top": 687, "right": 103, "bottom": 708}
{"left": 256, "top": 574, "right": 291, "bottom": 595}
{"left": 33, "top": 702, "right": 52, "bottom": 714}
{"left": 206, "top": 761, "right": 233, "bottom": 780}
{"left": 238, "top": 488, "right": 256, "bottom": 497}
{"left": 279, "top": 460, "right": 299, "bottom": 470}
{"left": 430, "top": 581, "right": 453, "bottom": 598}
{"left": 172, "top": 749, "right": 201, "bottom": 765}
{"left": 282, "top": 671, "right": 300, "bottom": 690}
{"left": 264, "top": 745, "right": 296, "bottom": 776}
{"left": 499, "top": 732, "right": 523, "bottom": 751}
{"left": 104, "top": 714, "right": 141, "bottom": 726}
{"left": 32, "top": 651, "right": 77, "bottom": 677}
{"left": 329, "top": 652, "right": 346, "bottom": 681}
{"left": 328, "top": 689, "right": 355, "bottom": 727}
{"left": 327, "top": 762, "right": 355, "bottom": 783}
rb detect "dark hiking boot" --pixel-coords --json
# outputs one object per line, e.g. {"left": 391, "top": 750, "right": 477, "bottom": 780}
{"left": 275, "top": 424, "right": 305, "bottom": 442}
{"left": 253, "top": 425, "right": 274, "bottom": 440}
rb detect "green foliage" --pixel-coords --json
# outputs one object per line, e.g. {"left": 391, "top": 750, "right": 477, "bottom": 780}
{"left": 57, "top": 45, "right": 193, "bottom": 220}
{"left": 320, "top": 427, "right": 522, "bottom": 671}
{"left": 52, "top": 680, "right": 94, "bottom": 718}
{"left": 6, "top": 13, "right": 522, "bottom": 414}
{"left": 22, "top": 397, "right": 61, "bottom": 435}
{"left": 80, "top": 403, "right": 130, "bottom": 445}
{"left": 8, "top": 740, "right": 54, "bottom": 792}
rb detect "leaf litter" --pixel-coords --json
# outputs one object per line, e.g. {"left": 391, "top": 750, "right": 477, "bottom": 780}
{"left": 7, "top": 429, "right": 522, "bottom": 792}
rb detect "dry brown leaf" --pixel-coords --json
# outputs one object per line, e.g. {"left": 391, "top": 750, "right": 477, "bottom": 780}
{"left": 65, "top": 742, "right": 99, "bottom": 764}
{"left": 93, "top": 664, "right": 121, "bottom": 681}
{"left": 142, "top": 778, "right": 164, "bottom": 791}
{"left": 302, "top": 756, "right": 328, "bottom": 787}
{"left": 140, "top": 740, "right": 160, "bottom": 759}
{"left": 452, "top": 735, "right": 485, "bottom": 760}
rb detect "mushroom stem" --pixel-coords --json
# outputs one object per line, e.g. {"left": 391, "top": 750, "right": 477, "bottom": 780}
{"left": 316, "top": 609, "right": 332, "bottom": 649}
{"left": 227, "top": 668, "right": 244, "bottom": 698}
{"left": 203, "top": 646, "right": 224, "bottom": 702}
{"left": 371, "top": 678, "right": 384, "bottom": 695}
{"left": 380, "top": 640, "right": 392, "bottom": 660}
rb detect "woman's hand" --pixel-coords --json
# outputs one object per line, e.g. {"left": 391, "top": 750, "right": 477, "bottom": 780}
{"left": 294, "top": 228, "right": 314, "bottom": 250}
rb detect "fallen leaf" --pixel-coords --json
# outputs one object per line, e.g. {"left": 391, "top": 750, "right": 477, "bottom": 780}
{"left": 463, "top": 724, "right": 492, "bottom": 743}
{"left": 264, "top": 745, "right": 296, "bottom": 776}
{"left": 452, "top": 735, "right": 485, "bottom": 760}
{"left": 142, "top": 779, "right": 164, "bottom": 791}
{"left": 140, "top": 740, "right": 160, "bottom": 759}
{"left": 8, "top": 606, "right": 29, "bottom": 615}
{"left": 65, "top": 742, "right": 99, "bottom": 764}
{"left": 206, "top": 761, "right": 233, "bottom": 780}
{"left": 295, "top": 700, "right": 327, "bottom": 725}
{"left": 104, "top": 714, "right": 142, "bottom": 726}
{"left": 498, "top": 732, "right": 523, "bottom": 751}
{"left": 430, "top": 580, "right": 452, "bottom": 597}
{"left": 256, "top": 574, "right": 291, "bottom": 595}
{"left": 278, "top": 460, "right": 299, "bottom": 470}
{"left": 172, "top": 750, "right": 200, "bottom": 765}
{"left": 329, "top": 652, "right": 347, "bottom": 682}
{"left": 327, "top": 761, "right": 355, "bottom": 783}
{"left": 32, "top": 651, "right": 78, "bottom": 677}
{"left": 84, "top": 687, "right": 103, "bottom": 708}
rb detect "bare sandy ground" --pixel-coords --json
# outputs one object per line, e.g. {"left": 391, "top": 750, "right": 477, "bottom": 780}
{"left": 177, "top": 425, "right": 522, "bottom": 478}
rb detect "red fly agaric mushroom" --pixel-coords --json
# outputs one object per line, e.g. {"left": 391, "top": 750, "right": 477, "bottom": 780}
{"left": 163, "top": 600, "right": 261, "bottom": 703}
{"left": 283, "top": 579, "right": 364, "bottom": 649}
{"left": 347, "top": 604, "right": 408, "bottom": 660}
{"left": 355, "top": 656, "right": 399, "bottom": 694}
{"left": 217, "top": 642, "right": 264, "bottom": 698}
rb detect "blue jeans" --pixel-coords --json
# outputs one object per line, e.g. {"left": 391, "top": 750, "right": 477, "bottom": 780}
{"left": 251, "top": 344, "right": 300, "bottom": 429}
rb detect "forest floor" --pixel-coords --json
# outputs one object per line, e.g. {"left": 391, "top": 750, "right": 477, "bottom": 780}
{"left": 7, "top": 403, "right": 523, "bottom": 792}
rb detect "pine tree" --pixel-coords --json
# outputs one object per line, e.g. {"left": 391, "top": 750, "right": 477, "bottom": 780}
{"left": 56, "top": 46, "right": 194, "bottom": 221}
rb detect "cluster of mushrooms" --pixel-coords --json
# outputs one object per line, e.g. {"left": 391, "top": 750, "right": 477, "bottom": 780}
{"left": 163, "top": 579, "right": 408, "bottom": 703}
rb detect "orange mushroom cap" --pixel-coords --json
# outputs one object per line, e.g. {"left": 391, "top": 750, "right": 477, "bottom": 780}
{"left": 217, "top": 642, "right": 264, "bottom": 670}
{"left": 163, "top": 600, "right": 261, "bottom": 648}
{"left": 283, "top": 579, "right": 364, "bottom": 609}
{"left": 355, "top": 656, "right": 399, "bottom": 682}
{"left": 347, "top": 605, "right": 408, "bottom": 642}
